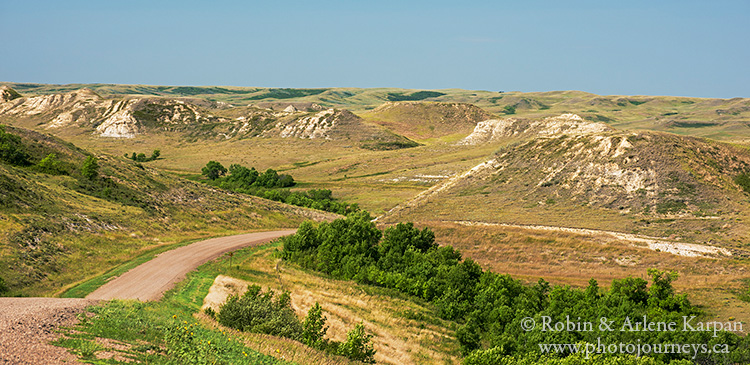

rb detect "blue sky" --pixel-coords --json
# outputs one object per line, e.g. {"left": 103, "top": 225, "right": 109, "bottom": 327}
{"left": 1, "top": 0, "right": 748, "bottom": 98}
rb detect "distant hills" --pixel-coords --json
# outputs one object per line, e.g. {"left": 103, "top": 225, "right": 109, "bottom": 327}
{"left": 0, "top": 85, "right": 417, "bottom": 149}
{"left": 3, "top": 82, "right": 750, "bottom": 142}
{"left": 3, "top": 82, "right": 750, "bottom": 250}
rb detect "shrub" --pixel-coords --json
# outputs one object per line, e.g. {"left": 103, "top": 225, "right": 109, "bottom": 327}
{"left": 80, "top": 156, "right": 99, "bottom": 180}
{"left": 164, "top": 320, "right": 219, "bottom": 365}
{"left": 655, "top": 199, "right": 687, "bottom": 214}
{"left": 217, "top": 285, "right": 303, "bottom": 340}
{"left": 0, "top": 125, "right": 31, "bottom": 166}
{"left": 302, "top": 302, "right": 328, "bottom": 349}
{"left": 337, "top": 323, "right": 376, "bottom": 363}
{"left": 735, "top": 173, "right": 750, "bottom": 194}
{"left": 0, "top": 276, "right": 7, "bottom": 295}
{"left": 201, "top": 161, "right": 227, "bottom": 180}
{"left": 126, "top": 149, "right": 161, "bottom": 162}
{"left": 36, "top": 153, "right": 68, "bottom": 175}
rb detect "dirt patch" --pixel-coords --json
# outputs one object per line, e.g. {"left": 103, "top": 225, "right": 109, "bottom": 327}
{"left": 452, "top": 220, "right": 731, "bottom": 258}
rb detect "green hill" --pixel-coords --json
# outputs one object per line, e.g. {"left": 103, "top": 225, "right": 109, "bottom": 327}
{"left": 0, "top": 124, "right": 333, "bottom": 296}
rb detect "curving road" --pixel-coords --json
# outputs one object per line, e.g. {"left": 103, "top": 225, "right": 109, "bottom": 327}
{"left": 1, "top": 229, "right": 296, "bottom": 364}
{"left": 86, "top": 229, "right": 296, "bottom": 301}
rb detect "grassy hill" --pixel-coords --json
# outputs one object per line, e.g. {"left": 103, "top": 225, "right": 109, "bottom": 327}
{"left": 380, "top": 127, "right": 750, "bottom": 247}
{"left": 4, "top": 83, "right": 749, "bottom": 142}
{"left": 0, "top": 86, "right": 418, "bottom": 150}
{"left": 360, "top": 101, "right": 496, "bottom": 142}
{"left": 5, "top": 83, "right": 750, "bottom": 363}
{"left": 0, "top": 124, "right": 335, "bottom": 296}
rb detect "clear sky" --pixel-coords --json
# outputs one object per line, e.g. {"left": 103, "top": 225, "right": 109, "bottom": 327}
{"left": 1, "top": 0, "right": 748, "bottom": 98}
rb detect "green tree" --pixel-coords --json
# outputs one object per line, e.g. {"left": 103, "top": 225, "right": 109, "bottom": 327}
{"left": 151, "top": 149, "right": 161, "bottom": 160}
{"left": 302, "top": 302, "right": 328, "bottom": 349}
{"left": 255, "top": 168, "right": 280, "bottom": 187}
{"left": 37, "top": 153, "right": 66, "bottom": 175}
{"left": 217, "top": 285, "right": 303, "bottom": 339}
{"left": 503, "top": 105, "right": 516, "bottom": 115}
{"left": 201, "top": 161, "right": 227, "bottom": 180}
{"left": 337, "top": 323, "right": 375, "bottom": 363}
{"left": 0, "top": 125, "right": 31, "bottom": 166}
{"left": 278, "top": 174, "right": 295, "bottom": 187}
{"left": 81, "top": 155, "right": 99, "bottom": 180}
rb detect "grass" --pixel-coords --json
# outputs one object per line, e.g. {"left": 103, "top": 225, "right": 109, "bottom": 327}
{"left": 6, "top": 82, "right": 750, "bottom": 144}
{"left": 55, "top": 238, "right": 460, "bottom": 364}
{"left": 58, "top": 237, "right": 203, "bottom": 298}
{"left": 423, "top": 221, "right": 750, "bottom": 329}
{"left": 0, "top": 127, "right": 323, "bottom": 296}
{"left": 198, "top": 241, "right": 461, "bottom": 364}
{"left": 5, "top": 83, "right": 750, "bottom": 352}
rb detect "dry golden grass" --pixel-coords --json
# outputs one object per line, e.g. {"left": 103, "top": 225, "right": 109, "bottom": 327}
{"left": 423, "top": 221, "right": 750, "bottom": 331}
{"left": 195, "top": 313, "right": 357, "bottom": 365}
{"left": 212, "top": 243, "right": 460, "bottom": 365}
{"left": 64, "top": 132, "right": 499, "bottom": 214}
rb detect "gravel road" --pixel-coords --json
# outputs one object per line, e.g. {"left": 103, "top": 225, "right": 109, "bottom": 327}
{"left": 0, "top": 298, "right": 96, "bottom": 364}
{"left": 0, "top": 229, "right": 296, "bottom": 363}
{"left": 86, "top": 229, "right": 296, "bottom": 301}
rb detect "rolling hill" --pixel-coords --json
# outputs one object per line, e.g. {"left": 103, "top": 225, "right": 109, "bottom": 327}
{"left": 0, "top": 86, "right": 417, "bottom": 149}
{"left": 360, "top": 101, "right": 496, "bottom": 141}
{"left": 0, "top": 124, "right": 335, "bottom": 296}
{"left": 380, "top": 114, "right": 750, "bottom": 248}
{"left": 4, "top": 83, "right": 749, "bottom": 142}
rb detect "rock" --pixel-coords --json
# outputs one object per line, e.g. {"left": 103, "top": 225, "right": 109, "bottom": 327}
{"left": 459, "top": 114, "right": 611, "bottom": 145}
{"left": 95, "top": 109, "right": 140, "bottom": 138}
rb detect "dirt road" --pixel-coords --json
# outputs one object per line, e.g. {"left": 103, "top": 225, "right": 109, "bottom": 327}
{"left": 86, "top": 229, "right": 296, "bottom": 301}
{"left": 0, "top": 229, "right": 296, "bottom": 363}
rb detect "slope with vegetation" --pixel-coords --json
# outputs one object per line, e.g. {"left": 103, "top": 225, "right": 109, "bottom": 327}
{"left": 0, "top": 86, "right": 418, "bottom": 149}
{"left": 383, "top": 120, "right": 750, "bottom": 248}
{"left": 201, "top": 161, "right": 360, "bottom": 215}
{"left": 4, "top": 83, "right": 749, "bottom": 142}
{"left": 360, "top": 101, "right": 496, "bottom": 141}
{"left": 0, "top": 124, "right": 333, "bottom": 296}
{"left": 281, "top": 214, "right": 750, "bottom": 364}
{"left": 4, "top": 82, "right": 750, "bottom": 363}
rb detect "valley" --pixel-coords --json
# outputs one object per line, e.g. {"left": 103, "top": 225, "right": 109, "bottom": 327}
{"left": 2, "top": 83, "right": 750, "bottom": 364}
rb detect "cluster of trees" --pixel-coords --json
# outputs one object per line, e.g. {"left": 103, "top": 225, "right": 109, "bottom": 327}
{"left": 0, "top": 125, "right": 31, "bottom": 166}
{"left": 0, "top": 125, "right": 97, "bottom": 180}
{"left": 251, "top": 188, "right": 359, "bottom": 215}
{"left": 201, "top": 161, "right": 359, "bottom": 215}
{"left": 125, "top": 149, "right": 160, "bottom": 162}
{"left": 202, "top": 162, "right": 295, "bottom": 188}
{"left": 282, "top": 213, "right": 750, "bottom": 364}
{"left": 214, "top": 284, "right": 375, "bottom": 363}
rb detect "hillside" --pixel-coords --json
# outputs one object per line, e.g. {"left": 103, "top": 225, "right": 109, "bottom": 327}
{"left": 4, "top": 83, "right": 750, "bottom": 143}
{"left": 458, "top": 113, "right": 611, "bottom": 144}
{"left": 381, "top": 117, "right": 750, "bottom": 248}
{"left": 0, "top": 124, "right": 335, "bottom": 296}
{"left": 0, "top": 87, "right": 417, "bottom": 149}
{"left": 360, "top": 101, "right": 496, "bottom": 141}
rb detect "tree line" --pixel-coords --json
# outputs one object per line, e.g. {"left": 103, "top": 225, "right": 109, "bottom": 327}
{"left": 201, "top": 161, "right": 359, "bottom": 215}
{"left": 125, "top": 149, "right": 160, "bottom": 162}
{"left": 281, "top": 213, "right": 750, "bottom": 364}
